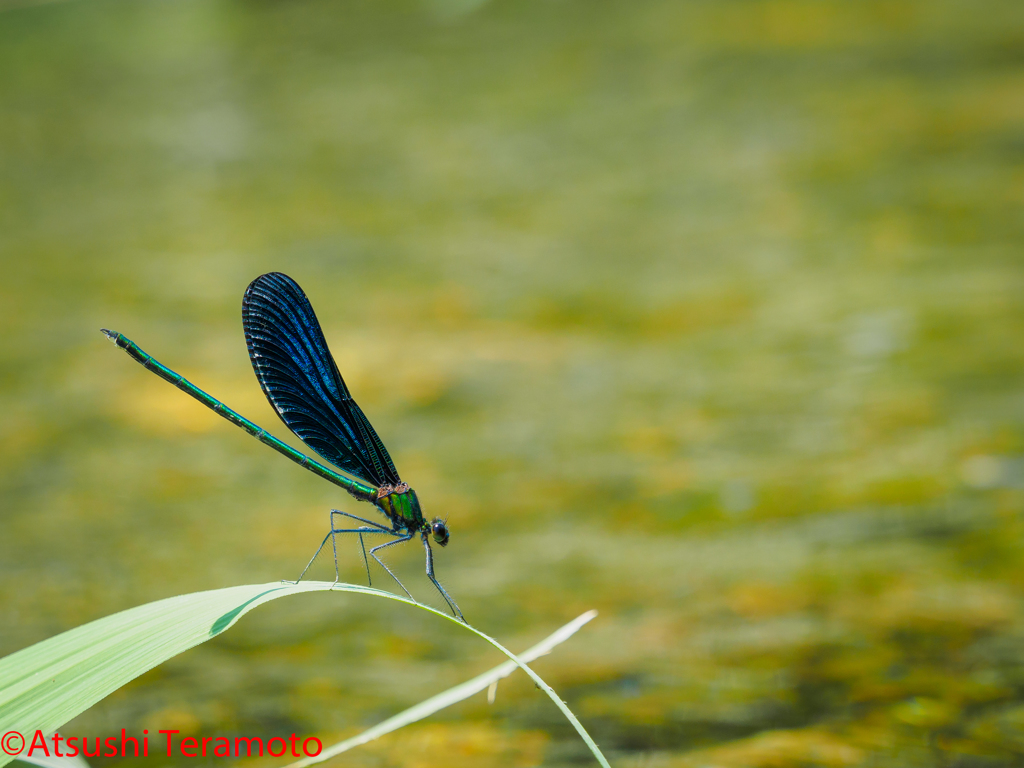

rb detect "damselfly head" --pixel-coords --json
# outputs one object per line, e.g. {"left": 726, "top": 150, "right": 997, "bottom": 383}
{"left": 430, "top": 517, "right": 450, "bottom": 547}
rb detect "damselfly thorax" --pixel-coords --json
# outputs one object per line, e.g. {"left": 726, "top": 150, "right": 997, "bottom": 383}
{"left": 376, "top": 483, "right": 450, "bottom": 547}
{"left": 376, "top": 483, "right": 424, "bottom": 529}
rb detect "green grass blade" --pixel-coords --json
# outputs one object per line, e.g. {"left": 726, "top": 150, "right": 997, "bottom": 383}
{"left": 458, "top": 627, "right": 611, "bottom": 767}
{"left": 284, "top": 610, "right": 598, "bottom": 768}
{"left": 13, "top": 754, "right": 91, "bottom": 768}
{"left": 0, "top": 580, "right": 344, "bottom": 764}
{"left": 0, "top": 582, "right": 609, "bottom": 768}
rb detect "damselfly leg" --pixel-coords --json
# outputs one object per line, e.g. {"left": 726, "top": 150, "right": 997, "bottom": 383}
{"left": 286, "top": 509, "right": 399, "bottom": 585}
{"left": 423, "top": 535, "right": 464, "bottom": 622}
{"left": 369, "top": 535, "right": 416, "bottom": 599}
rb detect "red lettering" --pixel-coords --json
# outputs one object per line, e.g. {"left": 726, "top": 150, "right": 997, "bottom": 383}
{"left": 303, "top": 737, "right": 322, "bottom": 757}
{"left": 289, "top": 734, "right": 300, "bottom": 756}
{"left": 268, "top": 738, "right": 287, "bottom": 757}
{"left": 201, "top": 737, "right": 213, "bottom": 756}
{"left": 234, "top": 737, "right": 263, "bottom": 756}
{"left": 159, "top": 730, "right": 179, "bottom": 756}
{"left": 214, "top": 738, "right": 230, "bottom": 757}
{"left": 180, "top": 737, "right": 198, "bottom": 757}
{"left": 50, "top": 732, "right": 64, "bottom": 756}
{"left": 64, "top": 737, "right": 79, "bottom": 757}
{"left": 27, "top": 730, "right": 50, "bottom": 757}
{"left": 83, "top": 737, "right": 102, "bottom": 757}
{"left": 104, "top": 736, "right": 118, "bottom": 757}
{"left": 121, "top": 729, "right": 140, "bottom": 757}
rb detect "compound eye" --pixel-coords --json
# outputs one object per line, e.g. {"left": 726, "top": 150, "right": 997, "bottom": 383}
{"left": 431, "top": 520, "right": 450, "bottom": 546}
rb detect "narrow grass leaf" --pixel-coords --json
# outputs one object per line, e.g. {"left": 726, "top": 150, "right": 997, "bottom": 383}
{"left": 284, "top": 610, "right": 598, "bottom": 768}
{"left": 0, "top": 581, "right": 348, "bottom": 766}
{"left": 0, "top": 582, "right": 609, "bottom": 768}
{"left": 13, "top": 754, "right": 91, "bottom": 768}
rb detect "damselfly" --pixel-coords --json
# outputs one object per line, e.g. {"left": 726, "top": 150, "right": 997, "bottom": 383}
{"left": 102, "top": 272, "right": 463, "bottom": 620}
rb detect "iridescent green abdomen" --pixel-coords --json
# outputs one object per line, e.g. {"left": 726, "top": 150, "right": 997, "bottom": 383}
{"left": 376, "top": 483, "right": 425, "bottom": 531}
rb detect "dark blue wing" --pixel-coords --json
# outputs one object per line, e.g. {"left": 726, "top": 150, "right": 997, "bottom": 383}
{"left": 241, "top": 272, "right": 401, "bottom": 487}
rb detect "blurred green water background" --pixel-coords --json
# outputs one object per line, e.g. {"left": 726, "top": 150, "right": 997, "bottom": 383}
{"left": 1, "top": 0, "right": 1023, "bottom": 765}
